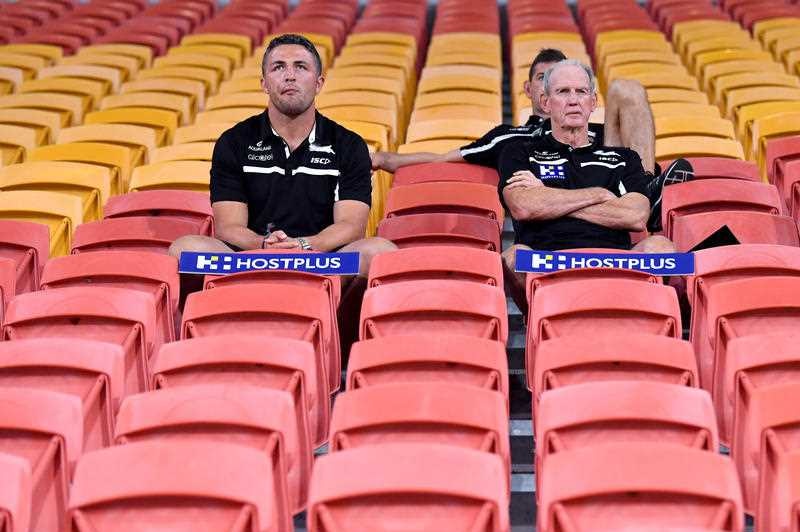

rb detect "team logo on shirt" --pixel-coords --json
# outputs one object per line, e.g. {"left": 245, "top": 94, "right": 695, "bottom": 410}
{"left": 539, "top": 164, "right": 566, "bottom": 179}
{"left": 248, "top": 140, "right": 272, "bottom": 152}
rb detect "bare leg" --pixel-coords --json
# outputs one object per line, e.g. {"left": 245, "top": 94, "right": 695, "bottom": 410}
{"left": 502, "top": 243, "right": 532, "bottom": 317}
{"left": 632, "top": 235, "right": 676, "bottom": 253}
{"left": 338, "top": 236, "right": 397, "bottom": 279}
{"left": 604, "top": 79, "right": 656, "bottom": 174}
{"left": 168, "top": 235, "right": 235, "bottom": 258}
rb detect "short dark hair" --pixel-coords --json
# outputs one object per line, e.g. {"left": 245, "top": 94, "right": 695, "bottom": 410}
{"left": 528, "top": 48, "right": 568, "bottom": 80}
{"left": 263, "top": 33, "right": 323, "bottom": 75}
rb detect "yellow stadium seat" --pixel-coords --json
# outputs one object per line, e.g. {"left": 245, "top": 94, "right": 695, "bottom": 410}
{"left": 417, "top": 74, "right": 500, "bottom": 95}
{"left": 594, "top": 38, "right": 671, "bottom": 60}
{"left": 600, "top": 51, "right": 681, "bottom": 82}
{"left": 153, "top": 53, "right": 231, "bottom": 81}
{"left": 0, "top": 52, "right": 47, "bottom": 80}
{"left": 724, "top": 86, "right": 800, "bottom": 119}
{"left": 715, "top": 72, "right": 800, "bottom": 109}
{"left": 334, "top": 53, "right": 413, "bottom": 80}
{"left": 705, "top": 60, "right": 785, "bottom": 93}
{"left": 28, "top": 142, "right": 137, "bottom": 190}
{"left": 655, "top": 116, "right": 735, "bottom": 140}
{"left": 322, "top": 77, "right": 407, "bottom": 123}
{"left": 750, "top": 111, "right": 800, "bottom": 176}
{"left": 206, "top": 92, "right": 267, "bottom": 111}
{"left": 0, "top": 190, "right": 82, "bottom": 256}
{"left": 323, "top": 105, "right": 399, "bottom": 147}
{"left": 397, "top": 139, "right": 466, "bottom": 154}
{"left": 624, "top": 72, "right": 699, "bottom": 91}
{"left": 410, "top": 104, "right": 502, "bottom": 124}
{"left": 137, "top": 66, "right": 219, "bottom": 94}
{"left": 174, "top": 122, "right": 234, "bottom": 144}
{"left": 0, "top": 161, "right": 113, "bottom": 221}
{"left": 59, "top": 53, "right": 140, "bottom": 82}
{"left": 685, "top": 36, "right": 761, "bottom": 71}
{"left": 150, "top": 142, "right": 215, "bottom": 163}
{"left": 0, "top": 108, "right": 63, "bottom": 143}
{"left": 57, "top": 123, "right": 158, "bottom": 166}
{"left": 753, "top": 17, "right": 800, "bottom": 43}
{"left": 735, "top": 101, "right": 800, "bottom": 143}
{"left": 317, "top": 91, "right": 399, "bottom": 118}
{"left": 782, "top": 47, "right": 800, "bottom": 72}
{"left": 338, "top": 120, "right": 390, "bottom": 152}
{"left": 182, "top": 33, "right": 252, "bottom": 57}
{"left": 762, "top": 26, "right": 800, "bottom": 56}
{"left": 414, "top": 89, "right": 501, "bottom": 111}
{"left": 0, "top": 66, "right": 23, "bottom": 90}
{"left": 595, "top": 29, "right": 665, "bottom": 48}
{"left": 429, "top": 32, "right": 502, "bottom": 56}
{"left": 0, "top": 79, "right": 12, "bottom": 95}
{"left": 406, "top": 118, "right": 494, "bottom": 143}
{"left": 0, "top": 92, "right": 85, "bottom": 125}
{"left": 421, "top": 64, "right": 501, "bottom": 83}
{"left": 426, "top": 50, "right": 501, "bottom": 68}
{"left": 194, "top": 108, "right": 261, "bottom": 125}
{"left": 650, "top": 102, "right": 721, "bottom": 118}
{"left": 128, "top": 160, "right": 211, "bottom": 192}
{"left": 121, "top": 77, "right": 205, "bottom": 109}
{"left": 338, "top": 43, "right": 416, "bottom": 63}
{"left": 647, "top": 88, "right": 709, "bottom": 105}
{"left": 0, "top": 123, "right": 42, "bottom": 164}
{"left": 773, "top": 36, "right": 800, "bottom": 64}
{"left": 513, "top": 42, "right": 588, "bottom": 70}
{"left": 655, "top": 136, "right": 745, "bottom": 161}
{"left": 328, "top": 66, "right": 409, "bottom": 91}
{"left": 38, "top": 64, "right": 121, "bottom": 93}
{"left": 230, "top": 67, "right": 260, "bottom": 80}
{"left": 171, "top": 44, "right": 243, "bottom": 69}
{"left": 218, "top": 76, "right": 261, "bottom": 94}
{"left": 77, "top": 44, "right": 152, "bottom": 69}
{"left": 695, "top": 50, "right": 773, "bottom": 82}
{"left": 20, "top": 77, "right": 105, "bottom": 110}
{"left": 100, "top": 92, "right": 193, "bottom": 126}
{"left": 345, "top": 32, "right": 416, "bottom": 50}
{"left": 0, "top": 44, "right": 62, "bottom": 64}
{"left": 84, "top": 107, "right": 177, "bottom": 146}
{"left": 605, "top": 64, "right": 690, "bottom": 87}
{"left": 674, "top": 25, "right": 749, "bottom": 57}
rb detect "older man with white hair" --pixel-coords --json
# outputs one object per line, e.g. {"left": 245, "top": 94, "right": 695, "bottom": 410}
{"left": 499, "top": 60, "right": 678, "bottom": 296}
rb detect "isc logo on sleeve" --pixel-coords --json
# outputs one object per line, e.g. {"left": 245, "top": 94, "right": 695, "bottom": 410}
{"left": 310, "top": 157, "right": 331, "bottom": 164}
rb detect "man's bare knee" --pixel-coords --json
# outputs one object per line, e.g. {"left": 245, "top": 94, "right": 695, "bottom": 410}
{"left": 502, "top": 244, "right": 531, "bottom": 272}
{"left": 168, "top": 235, "right": 232, "bottom": 259}
{"left": 635, "top": 235, "right": 675, "bottom": 253}
{"left": 341, "top": 237, "right": 397, "bottom": 277}
{"left": 607, "top": 79, "right": 648, "bottom": 108}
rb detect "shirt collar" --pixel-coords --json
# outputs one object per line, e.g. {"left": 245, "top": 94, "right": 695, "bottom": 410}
{"left": 541, "top": 119, "right": 596, "bottom": 151}
{"left": 261, "top": 110, "right": 324, "bottom": 154}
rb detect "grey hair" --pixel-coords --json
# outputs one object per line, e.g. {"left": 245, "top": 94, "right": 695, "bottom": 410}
{"left": 542, "top": 59, "right": 597, "bottom": 95}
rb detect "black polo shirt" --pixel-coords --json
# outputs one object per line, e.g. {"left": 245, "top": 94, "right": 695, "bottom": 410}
{"left": 460, "top": 114, "right": 605, "bottom": 169}
{"left": 210, "top": 110, "right": 372, "bottom": 237}
{"left": 499, "top": 131, "right": 650, "bottom": 251}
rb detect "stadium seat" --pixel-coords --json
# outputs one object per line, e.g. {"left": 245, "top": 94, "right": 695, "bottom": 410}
{"left": 57, "top": 123, "right": 158, "bottom": 168}
{"left": 654, "top": 116, "right": 736, "bottom": 140}
{"left": 194, "top": 107, "right": 261, "bottom": 125}
{"left": 41, "top": 251, "right": 179, "bottom": 345}
{"left": 368, "top": 246, "right": 502, "bottom": 287}
{"left": 384, "top": 181, "right": 503, "bottom": 227}
{"left": 0, "top": 123, "right": 39, "bottom": 164}
{"left": 360, "top": 279, "right": 508, "bottom": 342}
{"left": 377, "top": 212, "right": 501, "bottom": 251}
{"left": 405, "top": 118, "right": 496, "bottom": 143}
{"left": 758, "top": 447, "right": 800, "bottom": 532}
{"left": 121, "top": 77, "right": 205, "bottom": 110}
{"left": 71, "top": 217, "right": 200, "bottom": 255}
{"left": 307, "top": 443, "right": 509, "bottom": 532}
{"left": 0, "top": 220, "right": 48, "bottom": 293}
{"left": 0, "top": 453, "right": 31, "bottom": 532}
{"left": 0, "top": 338, "right": 124, "bottom": 451}
{"left": 76, "top": 44, "right": 153, "bottom": 69}
{"left": 103, "top": 190, "right": 213, "bottom": 235}
{"left": 173, "top": 123, "right": 233, "bottom": 144}
{"left": 0, "top": 387, "right": 81, "bottom": 532}
{"left": 392, "top": 162, "right": 499, "bottom": 187}
{"left": 84, "top": 107, "right": 178, "bottom": 146}
{"left": 68, "top": 441, "right": 293, "bottom": 532}
{"left": 0, "top": 107, "right": 64, "bottom": 145}
{"left": 537, "top": 443, "right": 743, "bottom": 532}
{"left": 662, "top": 179, "right": 783, "bottom": 238}
{"left": 150, "top": 141, "right": 214, "bottom": 163}
{"left": 60, "top": 53, "right": 141, "bottom": 83}
{"left": 152, "top": 335, "right": 325, "bottom": 449}
{"left": 750, "top": 111, "right": 800, "bottom": 178}
{"left": 535, "top": 381, "right": 718, "bottom": 498}
{"left": 329, "top": 382, "right": 509, "bottom": 482}
{"left": 128, "top": 160, "right": 211, "bottom": 192}
{"left": 680, "top": 157, "right": 760, "bottom": 181}
{"left": 28, "top": 141, "right": 137, "bottom": 191}
{"left": 0, "top": 190, "right": 82, "bottom": 257}
{"left": 115, "top": 384, "right": 309, "bottom": 515}
{"left": 0, "top": 91, "right": 85, "bottom": 126}
{"left": 99, "top": 91, "right": 193, "bottom": 127}
{"left": 3, "top": 286, "right": 157, "bottom": 396}
{"left": 181, "top": 283, "right": 338, "bottom": 393}
{"left": 779, "top": 158, "right": 800, "bottom": 218}
{"left": 655, "top": 136, "right": 745, "bottom": 160}
{"left": 136, "top": 65, "right": 220, "bottom": 94}
{"left": 672, "top": 211, "right": 800, "bottom": 251}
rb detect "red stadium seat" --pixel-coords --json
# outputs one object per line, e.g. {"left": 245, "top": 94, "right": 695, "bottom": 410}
{"left": 538, "top": 443, "right": 743, "bottom": 532}
{"left": 368, "top": 246, "right": 502, "bottom": 287}
{"left": 535, "top": 381, "right": 718, "bottom": 499}
{"left": 152, "top": 335, "right": 325, "bottom": 448}
{"left": 3, "top": 287, "right": 157, "bottom": 397}
{"left": 360, "top": 279, "right": 508, "bottom": 342}
{"left": 96, "top": 32, "right": 169, "bottom": 56}
{"left": 758, "top": 447, "right": 800, "bottom": 532}
{"left": 71, "top": 217, "right": 200, "bottom": 254}
{"left": 377, "top": 213, "right": 501, "bottom": 251}
{"left": 0, "top": 387, "right": 81, "bottom": 532}
{"left": 392, "top": 162, "right": 499, "bottom": 187}
{"left": 0, "top": 338, "right": 124, "bottom": 453}
{"left": 0, "top": 453, "right": 30, "bottom": 532}
{"left": 103, "top": 190, "right": 213, "bottom": 235}
{"left": 181, "top": 283, "right": 339, "bottom": 394}
{"left": 384, "top": 181, "right": 504, "bottom": 227}
{"left": 330, "top": 382, "right": 509, "bottom": 482}
{"left": 307, "top": 443, "right": 509, "bottom": 532}
{"left": 115, "top": 384, "right": 310, "bottom": 515}
{"left": 68, "top": 441, "right": 293, "bottom": 532}
{"left": 40, "top": 251, "right": 179, "bottom": 345}
{"left": 781, "top": 158, "right": 800, "bottom": 218}
{"left": 672, "top": 211, "right": 800, "bottom": 251}
{"left": 678, "top": 157, "right": 759, "bottom": 181}
{"left": 662, "top": 179, "right": 783, "bottom": 238}
{"left": 347, "top": 334, "right": 508, "bottom": 397}
{"left": 764, "top": 135, "right": 800, "bottom": 186}
{"left": 0, "top": 220, "right": 49, "bottom": 293}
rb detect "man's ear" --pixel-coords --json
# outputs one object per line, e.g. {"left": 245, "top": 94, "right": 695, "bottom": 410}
{"left": 539, "top": 92, "right": 550, "bottom": 115}
{"left": 523, "top": 79, "right": 532, "bottom": 99}
{"left": 260, "top": 77, "right": 268, "bottom": 94}
{"left": 590, "top": 92, "right": 598, "bottom": 113}
{"left": 315, "top": 73, "right": 325, "bottom": 95}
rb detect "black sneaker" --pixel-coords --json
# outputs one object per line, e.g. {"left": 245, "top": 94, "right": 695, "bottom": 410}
{"left": 646, "top": 158, "right": 694, "bottom": 232}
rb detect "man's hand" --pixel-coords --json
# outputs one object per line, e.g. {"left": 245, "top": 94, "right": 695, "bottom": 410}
{"left": 370, "top": 151, "right": 395, "bottom": 172}
{"left": 267, "top": 237, "right": 302, "bottom": 250}
{"left": 504, "top": 170, "right": 544, "bottom": 190}
{"left": 263, "top": 230, "right": 289, "bottom": 246}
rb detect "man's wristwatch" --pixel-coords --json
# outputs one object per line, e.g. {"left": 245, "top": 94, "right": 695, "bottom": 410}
{"left": 297, "top": 237, "right": 312, "bottom": 250}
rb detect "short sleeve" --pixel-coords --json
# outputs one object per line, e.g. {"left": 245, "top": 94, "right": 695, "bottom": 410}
{"left": 336, "top": 133, "right": 372, "bottom": 207}
{"left": 498, "top": 141, "right": 532, "bottom": 190}
{"left": 619, "top": 149, "right": 652, "bottom": 205}
{"left": 459, "top": 125, "right": 513, "bottom": 168}
{"left": 210, "top": 131, "right": 247, "bottom": 204}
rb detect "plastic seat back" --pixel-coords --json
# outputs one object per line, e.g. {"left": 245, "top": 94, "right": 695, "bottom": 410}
{"left": 0, "top": 190, "right": 82, "bottom": 257}
{"left": 385, "top": 181, "right": 503, "bottom": 226}
{"left": 71, "top": 216, "right": 201, "bottom": 254}
{"left": 0, "top": 220, "right": 48, "bottom": 293}
{"left": 103, "top": 190, "right": 213, "bottom": 235}
{"left": 368, "top": 246, "right": 502, "bottom": 287}
{"left": 377, "top": 213, "right": 501, "bottom": 251}
{"left": 392, "top": 162, "right": 499, "bottom": 187}
{"left": 128, "top": 160, "right": 212, "bottom": 192}
{"left": 0, "top": 453, "right": 30, "bottom": 532}
{"left": 672, "top": 211, "right": 800, "bottom": 251}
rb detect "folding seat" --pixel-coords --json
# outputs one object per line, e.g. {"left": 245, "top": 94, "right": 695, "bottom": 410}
{"left": 205, "top": 92, "right": 265, "bottom": 112}
{"left": 726, "top": 87, "right": 800, "bottom": 120}
{"left": 37, "top": 63, "right": 122, "bottom": 94}
{"left": 360, "top": 279, "right": 507, "bottom": 342}
{"left": 307, "top": 443, "right": 509, "bottom": 532}
{"left": 715, "top": 72, "right": 800, "bottom": 112}
{"left": 750, "top": 111, "right": 800, "bottom": 178}
{"left": 527, "top": 279, "right": 682, "bottom": 386}
{"left": 181, "top": 283, "right": 339, "bottom": 393}
{"left": 655, "top": 136, "right": 745, "bottom": 161}
{"left": 392, "top": 162, "right": 499, "bottom": 187}
{"left": 758, "top": 447, "right": 800, "bottom": 532}
{"left": 152, "top": 335, "right": 326, "bottom": 448}
{"left": 696, "top": 50, "right": 774, "bottom": 87}
{"left": 83, "top": 107, "right": 178, "bottom": 146}
{"left": 194, "top": 107, "right": 261, "bottom": 125}
{"left": 672, "top": 211, "right": 800, "bottom": 252}
{"left": 322, "top": 105, "right": 399, "bottom": 148}
{"left": 736, "top": 101, "right": 800, "bottom": 150}
{"left": 71, "top": 217, "right": 199, "bottom": 255}
{"left": 150, "top": 141, "right": 214, "bottom": 163}
{"left": 104, "top": 189, "right": 212, "bottom": 232}
{"left": 217, "top": 76, "right": 260, "bottom": 94}
{"left": 398, "top": 138, "right": 474, "bottom": 153}
{"left": 136, "top": 65, "right": 220, "bottom": 95}
{"left": 0, "top": 220, "right": 46, "bottom": 295}
{"left": 59, "top": 53, "right": 141, "bottom": 83}
{"left": 330, "top": 382, "right": 509, "bottom": 488}
{"left": 153, "top": 52, "right": 231, "bottom": 84}
{"left": 367, "top": 245, "right": 501, "bottom": 287}
{"left": 704, "top": 60, "right": 783, "bottom": 94}
{"left": 377, "top": 212, "right": 500, "bottom": 251}
{"left": 0, "top": 387, "right": 82, "bottom": 532}
{"left": 681, "top": 157, "right": 759, "bottom": 181}
{"left": 57, "top": 124, "right": 158, "bottom": 172}
{"left": 765, "top": 135, "right": 800, "bottom": 187}
{"left": 0, "top": 122, "right": 39, "bottom": 164}
{"left": 41, "top": 250, "right": 179, "bottom": 345}
{"left": 0, "top": 452, "right": 31, "bottom": 532}
{"left": 538, "top": 443, "right": 743, "bottom": 532}
{"left": 414, "top": 89, "right": 502, "bottom": 112}
{"left": 647, "top": 88, "right": 709, "bottom": 105}
{"left": 655, "top": 116, "right": 735, "bottom": 141}
{"left": 115, "top": 385, "right": 310, "bottom": 514}
{"left": 121, "top": 77, "right": 205, "bottom": 110}
{"left": 173, "top": 122, "right": 232, "bottom": 145}
{"left": 778, "top": 158, "right": 800, "bottom": 217}
{"left": 3, "top": 287, "right": 157, "bottom": 397}
{"left": 182, "top": 33, "right": 252, "bottom": 58}
{"left": 384, "top": 181, "right": 503, "bottom": 229}
{"left": 127, "top": 160, "right": 210, "bottom": 193}
{"left": 68, "top": 440, "right": 292, "bottom": 532}
{"left": 28, "top": 142, "right": 137, "bottom": 192}
{"left": 76, "top": 44, "right": 152, "bottom": 69}
{"left": 535, "top": 381, "right": 718, "bottom": 497}
{"left": 661, "top": 179, "right": 783, "bottom": 238}
{"left": 410, "top": 103, "right": 501, "bottom": 123}
{"left": 0, "top": 190, "right": 81, "bottom": 257}
{"left": 19, "top": 76, "right": 108, "bottom": 112}
{"left": 99, "top": 91, "right": 193, "bottom": 127}
{"left": 0, "top": 91, "right": 85, "bottom": 125}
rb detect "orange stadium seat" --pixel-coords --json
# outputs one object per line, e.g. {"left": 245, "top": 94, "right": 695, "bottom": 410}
{"left": 0, "top": 453, "right": 31, "bottom": 532}
{"left": 115, "top": 384, "right": 310, "bottom": 515}
{"left": 376, "top": 213, "right": 501, "bottom": 251}
{"left": 679, "top": 157, "right": 760, "bottom": 181}
{"left": 68, "top": 441, "right": 293, "bottom": 532}
{"left": 71, "top": 217, "right": 201, "bottom": 255}
{"left": 103, "top": 190, "right": 212, "bottom": 234}
{"left": 152, "top": 335, "right": 326, "bottom": 449}
{"left": 368, "top": 246, "right": 502, "bottom": 287}
{"left": 758, "top": 447, "right": 800, "bottom": 532}
{"left": 392, "top": 162, "right": 499, "bottom": 187}
{"left": 672, "top": 211, "right": 800, "bottom": 251}
{"left": 384, "top": 181, "right": 503, "bottom": 227}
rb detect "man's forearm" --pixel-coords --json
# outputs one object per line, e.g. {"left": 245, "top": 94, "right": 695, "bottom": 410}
{"left": 306, "top": 221, "right": 365, "bottom": 251}
{"left": 378, "top": 149, "right": 463, "bottom": 172}
{"left": 506, "top": 186, "right": 611, "bottom": 221}
{"left": 568, "top": 195, "right": 649, "bottom": 231}
{"left": 215, "top": 225, "right": 264, "bottom": 250}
